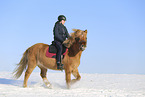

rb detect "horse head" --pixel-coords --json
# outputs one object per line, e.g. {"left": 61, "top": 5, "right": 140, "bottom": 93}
{"left": 73, "top": 29, "right": 87, "bottom": 51}
{"left": 63, "top": 29, "right": 87, "bottom": 51}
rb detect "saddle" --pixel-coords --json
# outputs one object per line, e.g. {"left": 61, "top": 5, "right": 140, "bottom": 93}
{"left": 46, "top": 41, "right": 68, "bottom": 59}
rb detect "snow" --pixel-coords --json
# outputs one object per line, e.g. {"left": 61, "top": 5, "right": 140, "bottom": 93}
{"left": 0, "top": 72, "right": 145, "bottom": 97}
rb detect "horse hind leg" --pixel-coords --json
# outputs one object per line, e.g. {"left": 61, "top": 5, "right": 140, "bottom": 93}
{"left": 23, "top": 60, "right": 36, "bottom": 87}
{"left": 38, "top": 66, "right": 51, "bottom": 88}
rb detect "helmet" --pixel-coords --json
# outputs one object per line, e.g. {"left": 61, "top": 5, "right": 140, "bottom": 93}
{"left": 58, "top": 15, "right": 66, "bottom": 21}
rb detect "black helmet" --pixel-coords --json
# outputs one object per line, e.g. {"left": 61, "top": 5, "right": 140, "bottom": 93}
{"left": 58, "top": 15, "right": 66, "bottom": 21}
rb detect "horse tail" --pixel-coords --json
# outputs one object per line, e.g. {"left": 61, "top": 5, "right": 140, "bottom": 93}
{"left": 13, "top": 49, "right": 29, "bottom": 79}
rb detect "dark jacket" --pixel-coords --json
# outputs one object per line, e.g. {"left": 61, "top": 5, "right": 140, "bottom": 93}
{"left": 53, "top": 21, "right": 70, "bottom": 43}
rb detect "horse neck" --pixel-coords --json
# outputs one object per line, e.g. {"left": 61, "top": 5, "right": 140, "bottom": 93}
{"left": 68, "top": 42, "right": 82, "bottom": 57}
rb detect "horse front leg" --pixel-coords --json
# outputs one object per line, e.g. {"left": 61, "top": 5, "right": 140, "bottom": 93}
{"left": 65, "top": 68, "right": 71, "bottom": 89}
{"left": 71, "top": 68, "right": 81, "bottom": 84}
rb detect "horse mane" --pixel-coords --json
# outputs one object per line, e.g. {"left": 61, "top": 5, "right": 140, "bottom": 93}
{"left": 63, "top": 29, "right": 81, "bottom": 48}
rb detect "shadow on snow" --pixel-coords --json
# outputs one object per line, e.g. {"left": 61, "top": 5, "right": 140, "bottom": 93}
{"left": 0, "top": 78, "right": 36, "bottom": 87}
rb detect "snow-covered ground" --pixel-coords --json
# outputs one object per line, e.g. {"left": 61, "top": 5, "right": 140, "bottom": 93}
{"left": 0, "top": 72, "right": 145, "bottom": 97}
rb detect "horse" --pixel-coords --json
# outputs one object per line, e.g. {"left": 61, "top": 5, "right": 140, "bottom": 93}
{"left": 13, "top": 29, "right": 87, "bottom": 89}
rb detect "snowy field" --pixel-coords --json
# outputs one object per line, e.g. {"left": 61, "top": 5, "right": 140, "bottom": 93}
{"left": 0, "top": 72, "right": 145, "bottom": 97}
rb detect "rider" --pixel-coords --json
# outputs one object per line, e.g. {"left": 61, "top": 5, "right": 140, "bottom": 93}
{"left": 53, "top": 15, "right": 70, "bottom": 70}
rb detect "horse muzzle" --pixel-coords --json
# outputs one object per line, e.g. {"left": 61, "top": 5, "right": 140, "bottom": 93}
{"left": 80, "top": 45, "right": 86, "bottom": 51}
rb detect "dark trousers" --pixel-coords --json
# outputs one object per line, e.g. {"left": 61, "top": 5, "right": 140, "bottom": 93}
{"left": 54, "top": 40, "right": 63, "bottom": 63}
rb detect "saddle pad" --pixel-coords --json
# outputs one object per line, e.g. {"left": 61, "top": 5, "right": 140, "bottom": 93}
{"left": 46, "top": 47, "right": 68, "bottom": 58}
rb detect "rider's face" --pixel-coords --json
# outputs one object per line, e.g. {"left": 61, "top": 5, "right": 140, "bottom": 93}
{"left": 61, "top": 20, "right": 65, "bottom": 25}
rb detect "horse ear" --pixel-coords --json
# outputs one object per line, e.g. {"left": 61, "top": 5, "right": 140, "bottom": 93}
{"left": 84, "top": 29, "right": 87, "bottom": 33}
{"left": 72, "top": 29, "right": 82, "bottom": 32}
{"left": 72, "top": 29, "right": 78, "bottom": 32}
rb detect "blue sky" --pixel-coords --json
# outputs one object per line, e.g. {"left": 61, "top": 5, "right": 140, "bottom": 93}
{"left": 0, "top": 0, "right": 145, "bottom": 74}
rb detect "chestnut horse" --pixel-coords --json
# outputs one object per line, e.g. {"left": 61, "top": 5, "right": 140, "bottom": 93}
{"left": 13, "top": 29, "right": 87, "bottom": 88}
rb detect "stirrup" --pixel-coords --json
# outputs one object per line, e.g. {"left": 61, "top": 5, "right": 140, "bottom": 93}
{"left": 57, "top": 62, "right": 64, "bottom": 70}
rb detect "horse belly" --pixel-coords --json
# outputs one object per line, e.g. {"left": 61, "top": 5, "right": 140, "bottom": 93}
{"left": 37, "top": 61, "right": 57, "bottom": 70}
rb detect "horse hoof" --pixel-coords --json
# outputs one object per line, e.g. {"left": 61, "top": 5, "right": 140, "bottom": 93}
{"left": 67, "top": 84, "right": 71, "bottom": 89}
{"left": 43, "top": 79, "right": 52, "bottom": 88}
{"left": 46, "top": 84, "right": 52, "bottom": 88}
{"left": 23, "top": 85, "right": 27, "bottom": 88}
{"left": 44, "top": 82, "right": 52, "bottom": 88}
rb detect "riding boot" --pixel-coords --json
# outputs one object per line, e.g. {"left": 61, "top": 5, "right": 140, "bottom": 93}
{"left": 57, "top": 62, "right": 64, "bottom": 70}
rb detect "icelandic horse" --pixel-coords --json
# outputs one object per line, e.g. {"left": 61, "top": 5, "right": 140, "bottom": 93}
{"left": 13, "top": 29, "right": 87, "bottom": 89}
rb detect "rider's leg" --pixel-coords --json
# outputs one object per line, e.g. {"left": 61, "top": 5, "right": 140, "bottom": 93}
{"left": 54, "top": 40, "right": 63, "bottom": 70}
